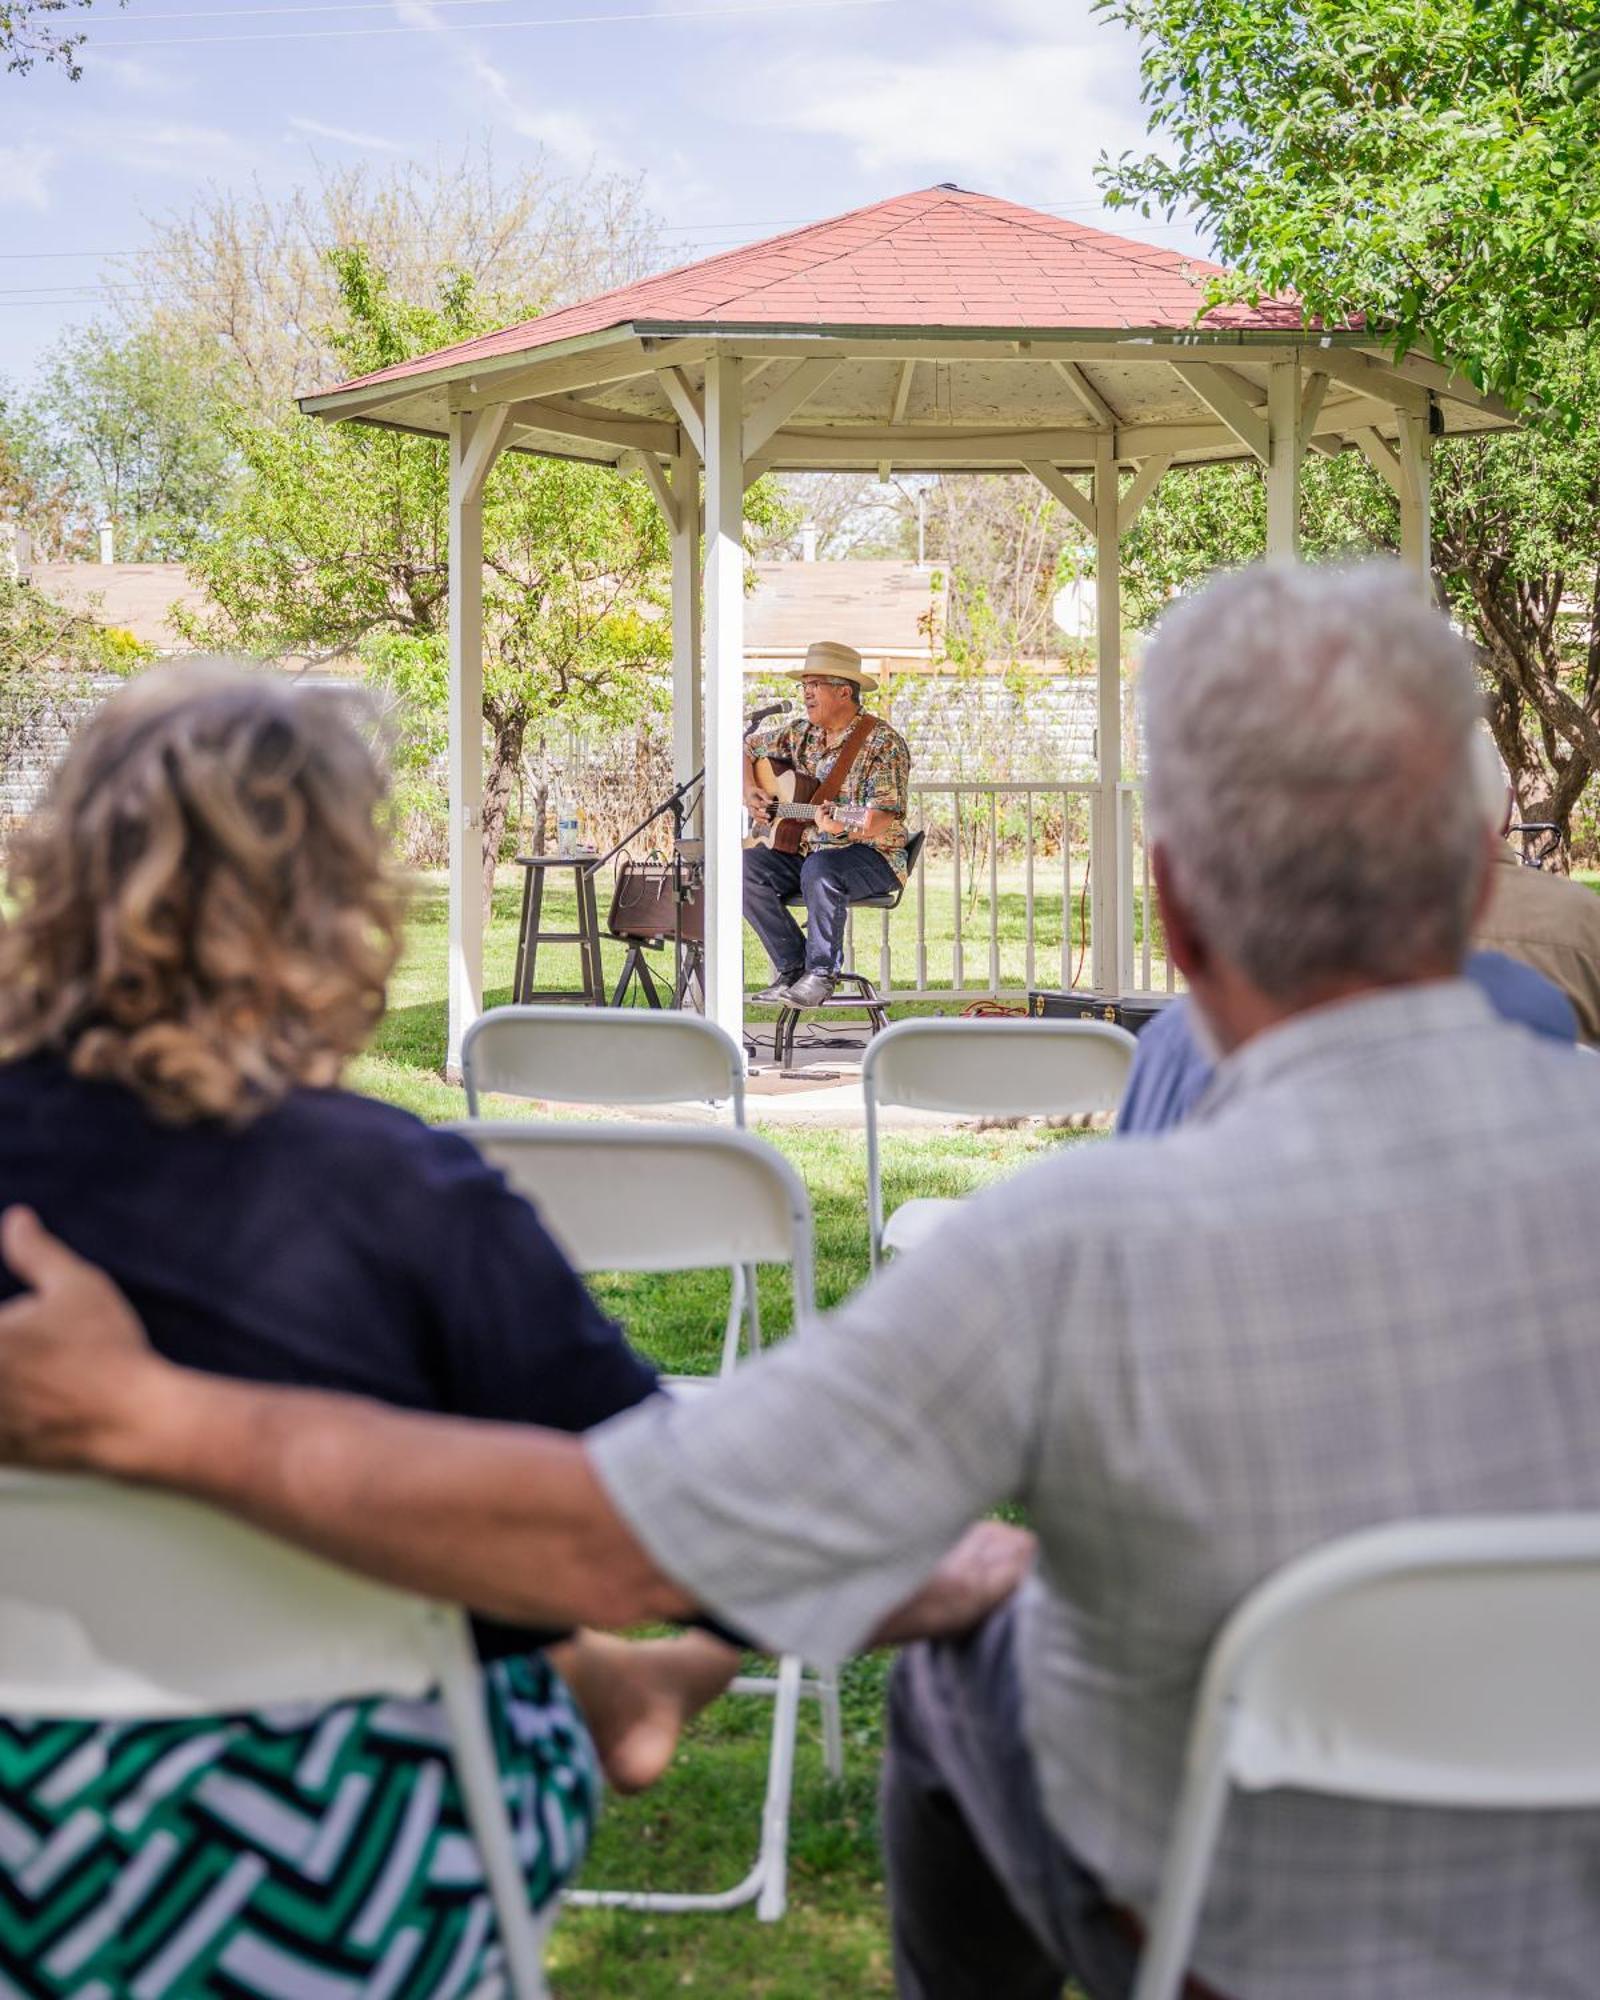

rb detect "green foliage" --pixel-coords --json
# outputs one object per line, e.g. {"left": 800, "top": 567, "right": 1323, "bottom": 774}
{"left": 1097, "top": 0, "right": 1600, "bottom": 416}
{"left": 0, "top": 0, "right": 112, "bottom": 76}
{"left": 6, "top": 323, "right": 236, "bottom": 560}
{"left": 185, "top": 247, "right": 678, "bottom": 880}
{"left": 0, "top": 573, "right": 152, "bottom": 768}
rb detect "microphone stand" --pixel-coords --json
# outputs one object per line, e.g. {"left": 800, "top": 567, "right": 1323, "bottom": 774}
{"left": 590, "top": 768, "right": 704, "bottom": 1008}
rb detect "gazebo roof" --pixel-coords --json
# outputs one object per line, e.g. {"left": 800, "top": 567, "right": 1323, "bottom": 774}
{"left": 302, "top": 184, "right": 1514, "bottom": 474}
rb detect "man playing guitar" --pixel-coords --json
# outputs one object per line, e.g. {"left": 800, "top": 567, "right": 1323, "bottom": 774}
{"left": 742, "top": 640, "right": 912, "bottom": 1009}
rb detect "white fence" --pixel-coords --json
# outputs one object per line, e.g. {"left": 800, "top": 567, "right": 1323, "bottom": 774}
{"left": 839, "top": 779, "right": 1176, "bottom": 1002}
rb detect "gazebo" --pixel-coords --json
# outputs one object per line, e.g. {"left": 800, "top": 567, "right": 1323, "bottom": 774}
{"left": 299, "top": 184, "right": 1515, "bottom": 1069}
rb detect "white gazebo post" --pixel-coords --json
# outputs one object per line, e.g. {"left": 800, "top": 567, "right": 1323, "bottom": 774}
{"left": 1397, "top": 402, "right": 1434, "bottom": 592}
{"left": 1265, "top": 357, "right": 1302, "bottom": 561}
{"left": 701, "top": 353, "right": 746, "bottom": 1045}
{"left": 1092, "top": 431, "right": 1122, "bottom": 994}
{"left": 445, "top": 405, "right": 508, "bottom": 1077}
{"left": 670, "top": 444, "right": 703, "bottom": 817}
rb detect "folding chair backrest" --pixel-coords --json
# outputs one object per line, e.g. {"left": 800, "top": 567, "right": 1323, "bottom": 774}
{"left": 1210, "top": 1514, "right": 1600, "bottom": 1808}
{"left": 450, "top": 1122, "right": 815, "bottom": 1316}
{"left": 0, "top": 1470, "right": 549, "bottom": 1995}
{"left": 462, "top": 1006, "right": 744, "bottom": 1121}
{"left": 862, "top": 1017, "right": 1136, "bottom": 1121}
{"left": 1132, "top": 1514, "right": 1600, "bottom": 2000}
{"left": 0, "top": 1470, "right": 451, "bottom": 1717}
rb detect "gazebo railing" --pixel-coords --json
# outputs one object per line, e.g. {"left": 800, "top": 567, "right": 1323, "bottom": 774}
{"left": 835, "top": 779, "right": 1173, "bottom": 1002}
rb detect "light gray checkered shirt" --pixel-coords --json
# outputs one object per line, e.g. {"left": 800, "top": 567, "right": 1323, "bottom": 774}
{"left": 591, "top": 982, "right": 1600, "bottom": 1997}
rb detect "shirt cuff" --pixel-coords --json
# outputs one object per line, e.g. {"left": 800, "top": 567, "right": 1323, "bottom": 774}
{"left": 586, "top": 1395, "right": 917, "bottom": 1667}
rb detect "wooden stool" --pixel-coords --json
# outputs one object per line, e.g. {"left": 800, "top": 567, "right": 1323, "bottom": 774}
{"left": 773, "top": 971, "right": 890, "bottom": 1066}
{"left": 769, "top": 829, "right": 924, "bottom": 1065}
{"left": 511, "top": 856, "right": 605, "bottom": 1006}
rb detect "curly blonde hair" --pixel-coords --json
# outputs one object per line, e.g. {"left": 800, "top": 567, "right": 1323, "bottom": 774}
{"left": 0, "top": 664, "right": 405, "bottom": 1124}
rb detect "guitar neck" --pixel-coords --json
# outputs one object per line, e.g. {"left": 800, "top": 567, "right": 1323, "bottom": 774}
{"left": 774, "top": 802, "right": 871, "bottom": 825}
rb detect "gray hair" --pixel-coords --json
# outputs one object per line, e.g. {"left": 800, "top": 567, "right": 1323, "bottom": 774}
{"left": 1141, "top": 562, "right": 1486, "bottom": 997}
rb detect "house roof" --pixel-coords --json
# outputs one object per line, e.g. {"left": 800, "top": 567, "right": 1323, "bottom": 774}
{"left": 28, "top": 563, "right": 208, "bottom": 653}
{"left": 316, "top": 186, "right": 1306, "bottom": 401}
{"left": 744, "top": 560, "right": 943, "bottom": 664}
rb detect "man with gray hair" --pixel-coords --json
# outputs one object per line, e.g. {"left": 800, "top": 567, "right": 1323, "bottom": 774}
{"left": 4, "top": 562, "right": 1600, "bottom": 1998}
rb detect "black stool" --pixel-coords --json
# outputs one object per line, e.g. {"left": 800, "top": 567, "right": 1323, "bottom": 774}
{"left": 511, "top": 855, "right": 605, "bottom": 1006}
{"left": 771, "top": 830, "right": 925, "bottom": 1066}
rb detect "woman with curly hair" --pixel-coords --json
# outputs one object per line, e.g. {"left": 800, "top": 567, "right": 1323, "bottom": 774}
{"left": 0, "top": 665, "right": 733, "bottom": 1996}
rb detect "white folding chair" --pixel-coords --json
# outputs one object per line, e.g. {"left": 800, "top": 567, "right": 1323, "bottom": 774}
{"left": 0, "top": 1470, "right": 553, "bottom": 1999}
{"left": 448, "top": 1121, "right": 840, "bottom": 1922}
{"left": 862, "top": 1017, "right": 1136, "bottom": 1268}
{"left": 462, "top": 1006, "right": 759, "bottom": 1374}
{"left": 1133, "top": 1513, "right": 1600, "bottom": 2000}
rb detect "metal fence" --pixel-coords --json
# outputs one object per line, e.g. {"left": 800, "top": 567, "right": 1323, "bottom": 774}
{"left": 840, "top": 779, "right": 1177, "bottom": 1002}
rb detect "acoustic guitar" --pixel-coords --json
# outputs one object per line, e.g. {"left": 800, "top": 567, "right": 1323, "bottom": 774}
{"left": 747, "top": 755, "right": 872, "bottom": 854}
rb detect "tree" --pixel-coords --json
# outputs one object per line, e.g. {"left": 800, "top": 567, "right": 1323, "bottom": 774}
{"left": 133, "top": 148, "right": 662, "bottom": 415}
{"left": 184, "top": 250, "right": 676, "bottom": 909}
{"left": 8, "top": 324, "right": 236, "bottom": 560}
{"left": 0, "top": 572, "right": 148, "bottom": 772}
{"left": 0, "top": 0, "right": 116, "bottom": 76}
{"left": 1118, "top": 370, "right": 1600, "bottom": 854}
{"left": 1096, "top": 0, "right": 1600, "bottom": 415}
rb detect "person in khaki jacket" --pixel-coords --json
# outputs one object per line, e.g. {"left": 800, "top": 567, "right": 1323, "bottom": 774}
{"left": 1473, "top": 764, "right": 1600, "bottom": 1043}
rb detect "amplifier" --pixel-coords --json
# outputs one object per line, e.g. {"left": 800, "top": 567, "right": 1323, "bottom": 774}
{"left": 1027, "top": 989, "right": 1176, "bottom": 1036}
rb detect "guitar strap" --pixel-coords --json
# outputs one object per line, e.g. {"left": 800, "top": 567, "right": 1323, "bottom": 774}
{"left": 812, "top": 711, "right": 878, "bottom": 807}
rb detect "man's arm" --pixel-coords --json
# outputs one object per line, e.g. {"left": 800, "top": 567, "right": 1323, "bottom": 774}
{"left": 0, "top": 1208, "right": 690, "bottom": 1628}
{"left": 0, "top": 1210, "right": 1032, "bottom": 1643}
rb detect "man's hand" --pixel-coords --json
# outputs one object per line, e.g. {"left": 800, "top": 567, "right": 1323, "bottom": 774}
{"left": 814, "top": 809, "right": 848, "bottom": 836}
{"left": 0, "top": 1207, "right": 177, "bottom": 1474}
{"left": 868, "top": 1519, "right": 1035, "bottom": 1648}
{"left": 743, "top": 784, "right": 774, "bottom": 824}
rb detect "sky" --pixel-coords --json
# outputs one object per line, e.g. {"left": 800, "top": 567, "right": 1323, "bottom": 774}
{"left": 0, "top": 0, "right": 1210, "bottom": 387}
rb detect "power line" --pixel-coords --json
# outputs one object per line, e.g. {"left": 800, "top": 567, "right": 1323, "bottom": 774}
{"left": 128, "top": 0, "right": 610, "bottom": 15}
{"left": 94, "top": 0, "right": 896, "bottom": 50}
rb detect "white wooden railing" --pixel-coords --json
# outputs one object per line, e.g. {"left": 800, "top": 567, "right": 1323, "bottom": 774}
{"left": 838, "top": 779, "right": 1176, "bottom": 1002}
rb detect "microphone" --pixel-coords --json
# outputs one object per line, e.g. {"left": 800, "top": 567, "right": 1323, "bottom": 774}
{"left": 744, "top": 701, "right": 790, "bottom": 733}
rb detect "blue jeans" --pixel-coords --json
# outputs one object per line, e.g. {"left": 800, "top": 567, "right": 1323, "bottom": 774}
{"left": 742, "top": 842, "right": 899, "bottom": 977}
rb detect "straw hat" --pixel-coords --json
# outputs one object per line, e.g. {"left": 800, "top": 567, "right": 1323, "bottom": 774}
{"left": 787, "top": 639, "right": 878, "bottom": 693}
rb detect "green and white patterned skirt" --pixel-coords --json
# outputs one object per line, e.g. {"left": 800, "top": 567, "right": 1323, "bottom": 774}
{"left": 0, "top": 1652, "right": 598, "bottom": 1997}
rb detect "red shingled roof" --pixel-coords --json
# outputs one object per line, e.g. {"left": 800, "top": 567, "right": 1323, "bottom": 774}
{"left": 319, "top": 185, "right": 1304, "bottom": 398}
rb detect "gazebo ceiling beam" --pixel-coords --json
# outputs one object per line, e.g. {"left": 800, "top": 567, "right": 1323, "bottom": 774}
{"left": 452, "top": 341, "right": 693, "bottom": 412}
{"left": 1023, "top": 460, "right": 1096, "bottom": 534}
{"left": 655, "top": 367, "right": 705, "bottom": 458}
{"left": 637, "top": 332, "right": 1326, "bottom": 367}
{"left": 502, "top": 399, "right": 678, "bottom": 455}
{"left": 890, "top": 359, "right": 917, "bottom": 425}
{"left": 1352, "top": 426, "right": 1404, "bottom": 497}
{"left": 743, "top": 359, "right": 841, "bottom": 459}
{"left": 1175, "top": 362, "right": 1270, "bottom": 464}
{"left": 1118, "top": 454, "right": 1175, "bottom": 536}
{"left": 1299, "top": 371, "right": 1332, "bottom": 454}
{"left": 620, "top": 447, "right": 680, "bottom": 534}
{"left": 1351, "top": 345, "right": 1515, "bottom": 421}
{"left": 1312, "top": 349, "right": 1431, "bottom": 420}
{"left": 1052, "top": 359, "right": 1121, "bottom": 429}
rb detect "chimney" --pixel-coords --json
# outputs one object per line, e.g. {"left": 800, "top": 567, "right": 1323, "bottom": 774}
{"left": 98, "top": 520, "right": 115, "bottom": 566}
{"left": 1, "top": 521, "right": 31, "bottom": 584}
{"left": 800, "top": 521, "right": 817, "bottom": 563}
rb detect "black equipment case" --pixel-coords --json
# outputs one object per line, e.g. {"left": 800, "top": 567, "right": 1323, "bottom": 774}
{"left": 1027, "top": 989, "right": 1175, "bottom": 1036}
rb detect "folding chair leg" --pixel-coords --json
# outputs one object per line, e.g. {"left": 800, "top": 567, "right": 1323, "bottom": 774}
{"left": 819, "top": 1667, "right": 844, "bottom": 1781}
{"left": 754, "top": 1652, "right": 803, "bottom": 1922}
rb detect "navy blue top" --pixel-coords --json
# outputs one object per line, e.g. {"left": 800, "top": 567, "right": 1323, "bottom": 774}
{"left": 1117, "top": 951, "right": 1580, "bottom": 1137}
{"left": 0, "top": 1054, "right": 660, "bottom": 1656}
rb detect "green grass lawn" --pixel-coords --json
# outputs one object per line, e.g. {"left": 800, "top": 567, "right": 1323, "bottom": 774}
{"left": 357, "top": 870, "right": 1097, "bottom": 1996}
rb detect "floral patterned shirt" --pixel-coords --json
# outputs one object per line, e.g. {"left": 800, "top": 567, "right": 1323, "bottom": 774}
{"left": 752, "top": 712, "right": 912, "bottom": 881}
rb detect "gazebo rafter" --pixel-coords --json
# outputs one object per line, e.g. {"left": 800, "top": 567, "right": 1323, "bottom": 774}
{"left": 299, "top": 184, "right": 1516, "bottom": 1070}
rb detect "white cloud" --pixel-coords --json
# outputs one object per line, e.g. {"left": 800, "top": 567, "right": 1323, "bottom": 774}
{"left": 768, "top": 35, "right": 1146, "bottom": 204}
{"left": 72, "top": 119, "right": 257, "bottom": 178}
{"left": 0, "top": 145, "right": 55, "bottom": 211}
{"left": 287, "top": 115, "right": 404, "bottom": 153}
{"left": 463, "top": 50, "right": 616, "bottom": 168}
